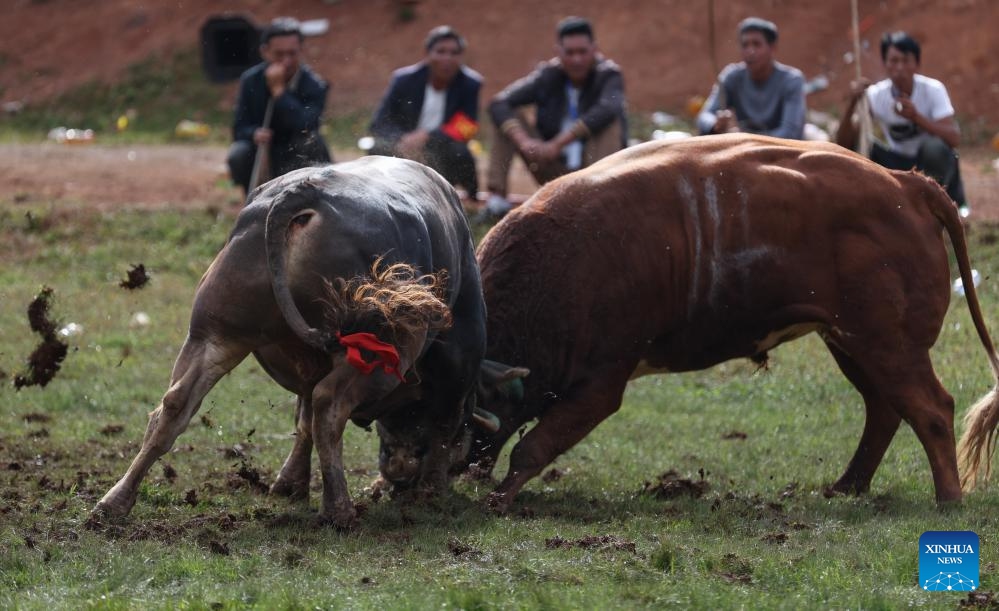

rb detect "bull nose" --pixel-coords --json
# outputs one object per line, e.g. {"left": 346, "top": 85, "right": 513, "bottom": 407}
{"left": 385, "top": 455, "right": 419, "bottom": 482}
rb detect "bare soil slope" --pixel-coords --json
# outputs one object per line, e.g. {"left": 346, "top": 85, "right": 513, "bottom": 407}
{"left": 4, "top": 0, "right": 999, "bottom": 125}
{"left": 1, "top": 0, "right": 997, "bottom": 216}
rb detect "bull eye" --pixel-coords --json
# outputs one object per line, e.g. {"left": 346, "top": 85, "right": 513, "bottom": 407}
{"left": 291, "top": 212, "right": 312, "bottom": 227}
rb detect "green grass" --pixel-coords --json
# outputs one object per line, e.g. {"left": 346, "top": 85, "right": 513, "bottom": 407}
{"left": 3, "top": 202, "right": 999, "bottom": 609}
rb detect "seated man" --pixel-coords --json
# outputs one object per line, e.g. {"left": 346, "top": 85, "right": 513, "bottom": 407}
{"left": 369, "top": 25, "right": 482, "bottom": 197}
{"left": 697, "top": 17, "right": 806, "bottom": 139}
{"left": 836, "top": 31, "right": 967, "bottom": 210}
{"left": 484, "top": 16, "right": 627, "bottom": 218}
{"left": 227, "top": 17, "right": 331, "bottom": 196}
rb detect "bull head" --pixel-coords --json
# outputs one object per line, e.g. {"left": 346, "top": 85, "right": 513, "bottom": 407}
{"left": 373, "top": 359, "right": 528, "bottom": 493}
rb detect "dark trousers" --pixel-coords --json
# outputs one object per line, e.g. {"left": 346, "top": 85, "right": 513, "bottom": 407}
{"left": 227, "top": 131, "right": 332, "bottom": 193}
{"left": 372, "top": 131, "right": 479, "bottom": 194}
{"left": 869, "top": 137, "right": 967, "bottom": 206}
{"left": 486, "top": 113, "right": 624, "bottom": 196}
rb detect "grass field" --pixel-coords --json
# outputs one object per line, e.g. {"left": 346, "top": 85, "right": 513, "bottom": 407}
{"left": 2, "top": 201, "right": 999, "bottom": 610}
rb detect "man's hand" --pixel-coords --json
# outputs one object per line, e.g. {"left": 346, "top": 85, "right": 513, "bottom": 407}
{"left": 265, "top": 63, "right": 288, "bottom": 98}
{"left": 848, "top": 77, "right": 872, "bottom": 101}
{"left": 518, "top": 137, "right": 561, "bottom": 163}
{"left": 253, "top": 128, "right": 273, "bottom": 146}
{"left": 397, "top": 130, "right": 429, "bottom": 160}
{"left": 893, "top": 95, "right": 918, "bottom": 121}
{"left": 713, "top": 109, "right": 740, "bottom": 134}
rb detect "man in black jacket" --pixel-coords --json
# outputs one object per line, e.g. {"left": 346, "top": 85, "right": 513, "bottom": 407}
{"left": 370, "top": 26, "right": 482, "bottom": 197}
{"left": 483, "top": 16, "right": 627, "bottom": 218}
{"left": 226, "top": 17, "right": 331, "bottom": 196}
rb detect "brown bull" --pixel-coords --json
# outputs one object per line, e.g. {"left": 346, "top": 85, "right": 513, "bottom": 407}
{"left": 466, "top": 133, "right": 999, "bottom": 512}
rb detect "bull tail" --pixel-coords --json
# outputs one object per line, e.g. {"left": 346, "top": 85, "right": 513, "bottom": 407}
{"left": 264, "top": 184, "right": 329, "bottom": 352}
{"left": 923, "top": 173, "right": 999, "bottom": 490}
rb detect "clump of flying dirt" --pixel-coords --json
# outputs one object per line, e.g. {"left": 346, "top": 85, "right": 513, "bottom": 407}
{"left": 542, "top": 467, "right": 567, "bottom": 483}
{"left": 119, "top": 263, "right": 149, "bottom": 290}
{"left": 228, "top": 460, "right": 269, "bottom": 494}
{"left": 642, "top": 469, "right": 710, "bottom": 500}
{"left": 100, "top": 424, "right": 124, "bottom": 436}
{"left": 13, "top": 286, "right": 68, "bottom": 389}
{"left": 462, "top": 456, "right": 495, "bottom": 482}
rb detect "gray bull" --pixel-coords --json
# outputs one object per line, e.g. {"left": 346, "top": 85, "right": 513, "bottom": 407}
{"left": 93, "top": 156, "right": 486, "bottom": 528}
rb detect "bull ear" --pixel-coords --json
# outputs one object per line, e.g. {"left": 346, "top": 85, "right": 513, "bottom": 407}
{"left": 472, "top": 406, "right": 501, "bottom": 433}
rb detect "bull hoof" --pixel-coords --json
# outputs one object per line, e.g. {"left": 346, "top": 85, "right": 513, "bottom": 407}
{"left": 824, "top": 479, "right": 868, "bottom": 498}
{"left": 485, "top": 491, "right": 511, "bottom": 515}
{"left": 90, "top": 500, "right": 130, "bottom": 522}
{"left": 316, "top": 508, "right": 358, "bottom": 531}
{"left": 269, "top": 478, "right": 310, "bottom": 501}
{"left": 936, "top": 496, "right": 963, "bottom": 510}
{"left": 412, "top": 483, "right": 444, "bottom": 502}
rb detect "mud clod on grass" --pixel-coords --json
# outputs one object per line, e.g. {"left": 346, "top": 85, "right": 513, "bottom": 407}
{"left": 642, "top": 469, "right": 709, "bottom": 500}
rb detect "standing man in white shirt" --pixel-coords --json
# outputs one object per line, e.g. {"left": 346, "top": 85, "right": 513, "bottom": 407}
{"left": 370, "top": 26, "right": 482, "bottom": 198}
{"left": 837, "top": 31, "right": 967, "bottom": 211}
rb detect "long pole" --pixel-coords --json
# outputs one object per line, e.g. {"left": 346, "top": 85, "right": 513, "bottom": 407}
{"left": 851, "top": 0, "right": 873, "bottom": 156}
{"left": 247, "top": 97, "right": 275, "bottom": 197}
{"left": 708, "top": 0, "right": 727, "bottom": 110}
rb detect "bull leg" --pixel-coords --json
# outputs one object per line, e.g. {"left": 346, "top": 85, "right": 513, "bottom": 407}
{"left": 824, "top": 343, "right": 902, "bottom": 496}
{"left": 833, "top": 344, "right": 961, "bottom": 503}
{"left": 886, "top": 364, "right": 961, "bottom": 503}
{"left": 417, "top": 391, "right": 467, "bottom": 496}
{"left": 312, "top": 356, "right": 406, "bottom": 528}
{"left": 488, "top": 365, "right": 632, "bottom": 513}
{"left": 312, "top": 381, "right": 357, "bottom": 528}
{"left": 93, "top": 337, "right": 250, "bottom": 519}
{"left": 270, "top": 395, "right": 313, "bottom": 500}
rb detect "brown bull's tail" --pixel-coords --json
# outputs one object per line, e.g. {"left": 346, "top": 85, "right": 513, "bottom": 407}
{"left": 922, "top": 173, "right": 999, "bottom": 489}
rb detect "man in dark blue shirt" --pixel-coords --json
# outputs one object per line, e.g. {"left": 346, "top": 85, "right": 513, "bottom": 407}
{"left": 227, "top": 17, "right": 331, "bottom": 196}
{"left": 370, "top": 26, "right": 482, "bottom": 197}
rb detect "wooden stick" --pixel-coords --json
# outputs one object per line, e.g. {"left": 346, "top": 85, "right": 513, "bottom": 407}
{"left": 851, "top": 0, "right": 874, "bottom": 157}
{"left": 707, "top": 0, "right": 727, "bottom": 110}
{"left": 247, "top": 97, "right": 275, "bottom": 196}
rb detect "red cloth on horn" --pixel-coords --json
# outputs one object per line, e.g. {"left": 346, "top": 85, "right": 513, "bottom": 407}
{"left": 336, "top": 332, "right": 405, "bottom": 381}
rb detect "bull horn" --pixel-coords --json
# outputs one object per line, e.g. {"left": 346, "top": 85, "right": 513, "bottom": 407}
{"left": 472, "top": 407, "right": 501, "bottom": 433}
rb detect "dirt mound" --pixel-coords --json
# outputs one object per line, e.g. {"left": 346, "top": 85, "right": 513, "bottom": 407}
{"left": 3, "top": 0, "right": 999, "bottom": 130}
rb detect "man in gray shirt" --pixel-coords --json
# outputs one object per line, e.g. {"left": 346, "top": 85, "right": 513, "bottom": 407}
{"left": 697, "top": 17, "right": 805, "bottom": 139}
